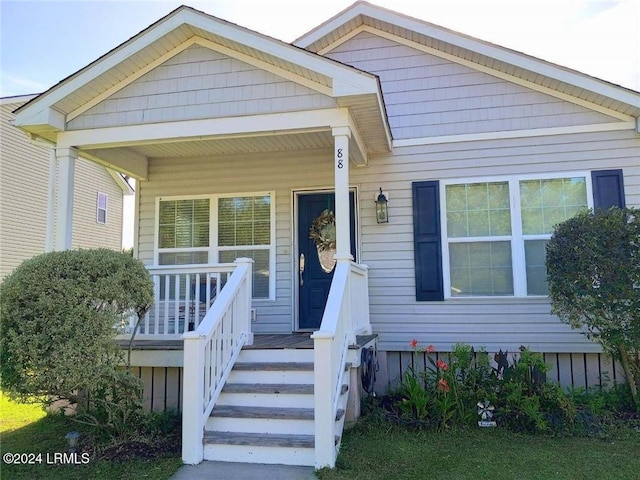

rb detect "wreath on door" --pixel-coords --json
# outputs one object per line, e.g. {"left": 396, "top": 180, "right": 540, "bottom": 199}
{"left": 309, "top": 209, "right": 337, "bottom": 273}
{"left": 309, "top": 209, "right": 336, "bottom": 251}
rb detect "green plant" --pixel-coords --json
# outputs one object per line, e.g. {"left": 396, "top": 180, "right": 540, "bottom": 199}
{"left": 397, "top": 369, "right": 430, "bottom": 421}
{"left": 0, "top": 249, "right": 154, "bottom": 436}
{"left": 1, "top": 391, "right": 182, "bottom": 480}
{"left": 396, "top": 340, "right": 432, "bottom": 421}
{"left": 546, "top": 207, "right": 640, "bottom": 410}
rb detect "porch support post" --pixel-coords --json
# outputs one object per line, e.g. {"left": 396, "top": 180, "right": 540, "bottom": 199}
{"left": 333, "top": 126, "right": 353, "bottom": 262}
{"left": 54, "top": 147, "right": 77, "bottom": 251}
{"left": 45, "top": 148, "right": 57, "bottom": 252}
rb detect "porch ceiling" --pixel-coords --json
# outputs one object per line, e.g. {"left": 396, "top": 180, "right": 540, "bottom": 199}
{"left": 90, "top": 130, "right": 335, "bottom": 160}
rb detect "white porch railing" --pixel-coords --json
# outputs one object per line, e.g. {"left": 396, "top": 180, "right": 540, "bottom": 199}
{"left": 182, "top": 258, "right": 254, "bottom": 464}
{"left": 312, "top": 261, "right": 371, "bottom": 469}
{"left": 127, "top": 263, "right": 239, "bottom": 339}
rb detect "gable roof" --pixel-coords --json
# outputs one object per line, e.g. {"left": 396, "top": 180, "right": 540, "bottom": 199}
{"left": 13, "top": 5, "right": 391, "bottom": 153}
{"left": 295, "top": 1, "right": 640, "bottom": 120}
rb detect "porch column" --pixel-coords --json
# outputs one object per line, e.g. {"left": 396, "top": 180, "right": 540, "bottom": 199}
{"left": 44, "top": 148, "right": 56, "bottom": 252}
{"left": 54, "top": 147, "right": 78, "bottom": 251}
{"left": 332, "top": 127, "right": 353, "bottom": 262}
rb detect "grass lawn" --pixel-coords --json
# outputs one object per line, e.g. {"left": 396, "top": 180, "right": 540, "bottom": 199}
{"left": 0, "top": 392, "right": 182, "bottom": 480}
{"left": 317, "top": 420, "right": 640, "bottom": 480}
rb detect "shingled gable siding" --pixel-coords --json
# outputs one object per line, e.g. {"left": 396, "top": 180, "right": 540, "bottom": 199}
{"left": 324, "top": 31, "right": 620, "bottom": 140}
{"left": 68, "top": 45, "right": 337, "bottom": 130}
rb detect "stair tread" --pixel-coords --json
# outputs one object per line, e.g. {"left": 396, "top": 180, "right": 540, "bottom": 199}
{"left": 234, "top": 362, "right": 314, "bottom": 371}
{"left": 223, "top": 383, "right": 314, "bottom": 394}
{"left": 212, "top": 404, "right": 345, "bottom": 421}
{"left": 212, "top": 405, "right": 314, "bottom": 419}
{"left": 204, "top": 431, "right": 315, "bottom": 448}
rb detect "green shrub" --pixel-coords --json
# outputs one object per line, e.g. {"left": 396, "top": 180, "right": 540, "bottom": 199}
{"left": 546, "top": 207, "right": 640, "bottom": 409}
{"left": 0, "top": 249, "right": 154, "bottom": 436}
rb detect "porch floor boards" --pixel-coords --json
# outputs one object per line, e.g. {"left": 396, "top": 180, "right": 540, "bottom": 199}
{"left": 117, "top": 333, "right": 377, "bottom": 351}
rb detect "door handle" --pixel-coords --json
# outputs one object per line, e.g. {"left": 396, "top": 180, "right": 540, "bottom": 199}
{"left": 299, "top": 253, "right": 305, "bottom": 286}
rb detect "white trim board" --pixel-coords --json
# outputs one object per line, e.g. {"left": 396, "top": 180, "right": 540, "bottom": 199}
{"left": 57, "top": 108, "right": 351, "bottom": 149}
{"left": 393, "top": 122, "right": 635, "bottom": 148}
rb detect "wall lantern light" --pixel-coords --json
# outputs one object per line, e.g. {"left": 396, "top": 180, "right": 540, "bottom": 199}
{"left": 375, "top": 188, "right": 389, "bottom": 224}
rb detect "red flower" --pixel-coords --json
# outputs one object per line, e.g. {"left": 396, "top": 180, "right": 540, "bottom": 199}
{"left": 409, "top": 339, "right": 418, "bottom": 349}
{"left": 426, "top": 344, "right": 435, "bottom": 354}
{"left": 436, "top": 359, "right": 449, "bottom": 371}
{"left": 438, "top": 378, "right": 450, "bottom": 392}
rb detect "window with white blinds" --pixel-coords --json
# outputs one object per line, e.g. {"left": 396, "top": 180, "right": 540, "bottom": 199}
{"left": 156, "top": 193, "right": 274, "bottom": 299}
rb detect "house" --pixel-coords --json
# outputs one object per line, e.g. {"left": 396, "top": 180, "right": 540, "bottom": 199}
{"left": 11, "top": 1, "right": 639, "bottom": 469}
{"left": 1, "top": 94, "right": 133, "bottom": 279}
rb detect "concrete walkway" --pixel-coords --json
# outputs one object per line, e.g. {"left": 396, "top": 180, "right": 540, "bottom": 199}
{"left": 171, "top": 461, "right": 317, "bottom": 480}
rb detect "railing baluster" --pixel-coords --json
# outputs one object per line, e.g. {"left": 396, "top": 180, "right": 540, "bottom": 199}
{"left": 152, "top": 275, "right": 160, "bottom": 335}
{"left": 173, "top": 274, "right": 181, "bottom": 336}
{"left": 184, "top": 274, "right": 190, "bottom": 334}
{"left": 162, "top": 275, "right": 169, "bottom": 335}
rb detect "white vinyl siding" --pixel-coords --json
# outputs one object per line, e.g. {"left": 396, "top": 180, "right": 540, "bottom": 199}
{"left": 441, "top": 173, "right": 591, "bottom": 299}
{"left": 70, "top": 162, "right": 124, "bottom": 250}
{"left": 355, "top": 129, "right": 639, "bottom": 354}
{"left": 154, "top": 192, "right": 275, "bottom": 300}
{"left": 1, "top": 99, "right": 124, "bottom": 280}
{"left": 68, "top": 45, "right": 336, "bottom": 130}
{"left": 135, "top": 127, "right": 639, "bottom": 346}
{"left": 325, "top": 32, "right": 620, "bottom": 140}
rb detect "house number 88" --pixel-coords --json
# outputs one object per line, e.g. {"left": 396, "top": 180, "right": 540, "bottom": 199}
{"left": 336, "top": 148, "right": 343, "bottom": 169}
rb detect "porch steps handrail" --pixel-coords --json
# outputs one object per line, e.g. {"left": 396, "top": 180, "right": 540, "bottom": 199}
{"left": 312, "top": 260, "right": 371, "bottom": 469}
{"left": 181, "top": 258, "right": 254, "bottom": 465}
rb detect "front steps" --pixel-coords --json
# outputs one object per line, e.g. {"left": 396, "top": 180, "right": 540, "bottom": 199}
{"left": 203, "top": 348, "right": 347, "bottom": 466}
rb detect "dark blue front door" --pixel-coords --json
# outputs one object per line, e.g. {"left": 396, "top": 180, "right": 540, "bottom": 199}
{"left": 298, "top": 192, "right": 356, "bottom": 330}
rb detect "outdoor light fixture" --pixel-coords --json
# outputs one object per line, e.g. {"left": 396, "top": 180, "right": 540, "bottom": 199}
{"left": 65, "top": 431, "right": 80, "bottom": 453}
{"left": 375, "top": 187, "right": 389, "bottom": 224}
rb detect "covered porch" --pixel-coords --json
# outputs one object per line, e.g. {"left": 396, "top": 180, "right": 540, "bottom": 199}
{"left": 12, "top": 6, "right": 391, "bottom": 469}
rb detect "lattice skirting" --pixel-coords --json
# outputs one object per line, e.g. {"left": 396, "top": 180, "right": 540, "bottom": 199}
{"left": 376, "top": 351, "right": 627, "bottom": 396}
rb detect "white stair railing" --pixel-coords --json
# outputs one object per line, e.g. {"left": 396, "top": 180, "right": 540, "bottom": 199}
{"left": 129, "top": 264, "right": 238, "bottom": 339}
{"left": 312, "top": 261, "right": 370, "bottom": 469}
{"left": 182, "top": 258, "right": 254, "bottom": 465}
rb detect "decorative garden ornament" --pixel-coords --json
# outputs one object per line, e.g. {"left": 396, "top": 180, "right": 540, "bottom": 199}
{"left": 477, "top": 400, "right": 496, "bottom": 427}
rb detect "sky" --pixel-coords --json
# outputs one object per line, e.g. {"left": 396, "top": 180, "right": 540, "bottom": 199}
{"left": 1, "top": 0, "right": 639, "bottom": 98}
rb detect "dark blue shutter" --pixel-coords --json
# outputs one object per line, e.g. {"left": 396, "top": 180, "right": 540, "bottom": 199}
{"left": 591, "top": 169, "right": 626, "bottom": 209}
{"left": 412, "top": 181, "right": 444, "bottom": 301}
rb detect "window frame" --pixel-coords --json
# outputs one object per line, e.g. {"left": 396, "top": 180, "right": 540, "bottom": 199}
{"left": 96, "top": 192, "right": 108, "bottom": 224}
{"left": 440, "top": 172, "right": 593, "bottom": 299}
{"left": 154, "top": 191, "right": 276, "bottom": 301}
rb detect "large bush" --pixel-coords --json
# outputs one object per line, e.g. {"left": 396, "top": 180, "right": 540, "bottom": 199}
{"left": 0, "top": 249, "right": 153, "bottom": 410}
{"left": 546, "top": 207, "right": 640, "bottom": 409}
